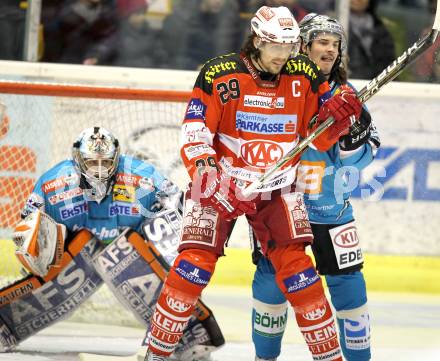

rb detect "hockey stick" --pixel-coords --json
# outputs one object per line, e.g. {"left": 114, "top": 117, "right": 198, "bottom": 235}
{"left": 242, "top": 1, "right": 440, "bottom": 197}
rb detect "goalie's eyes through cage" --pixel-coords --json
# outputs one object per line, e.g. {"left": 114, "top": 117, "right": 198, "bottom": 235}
{"left": 82, "top": 158, "right": 115, "bottom": 179}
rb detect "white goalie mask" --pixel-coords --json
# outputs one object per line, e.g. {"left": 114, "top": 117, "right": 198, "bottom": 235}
{"left": 72, "top": 127, "right": 120, "bottom": 202}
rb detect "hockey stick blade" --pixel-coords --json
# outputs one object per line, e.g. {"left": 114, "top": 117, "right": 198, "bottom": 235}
{"left": 242, "top": 0, "right": 440, "bottom": 197}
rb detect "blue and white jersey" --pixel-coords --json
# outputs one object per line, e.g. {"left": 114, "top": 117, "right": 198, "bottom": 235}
{"left": 296, "top": 82, "right": 378, "bottom": 224}
{"left": 21, "top": 155, "right": 177, "bottom": 244}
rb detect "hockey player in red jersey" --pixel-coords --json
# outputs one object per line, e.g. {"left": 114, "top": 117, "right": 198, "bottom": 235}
{"left": 145, "top": 5, "right": 362, "bottom": 361}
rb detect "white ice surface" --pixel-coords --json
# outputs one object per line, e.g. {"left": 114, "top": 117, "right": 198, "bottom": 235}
{"left": 1, "top": 286, "right": 439, "bottom": 360}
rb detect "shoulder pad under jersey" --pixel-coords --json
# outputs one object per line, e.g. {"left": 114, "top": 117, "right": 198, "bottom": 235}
{"left": 195, "top": 53, "right": 243, "bottom": 95}
{"left": 38, "top": 160, "right": 79, "bottom": 191}
{"left": 284, "top": 54, "right": 327, "bottom": 93}
{"left": 117, "top": 155, "right": 161, "bottom": 178}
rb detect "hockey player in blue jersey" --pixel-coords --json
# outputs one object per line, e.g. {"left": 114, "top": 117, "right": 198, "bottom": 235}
{"left": 0, "top": 127, "right": 224, "bottom": 360}
{"left": 251, "top": 14, "right": 380, "bottom": 361}
{"left": 17, "top": 127, "right": 177, "bottom": 248}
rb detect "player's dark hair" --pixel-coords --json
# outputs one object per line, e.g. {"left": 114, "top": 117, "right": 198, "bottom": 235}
{"left": 241, "top": 34, "right": 260, "bottom": 59}
{"left": 330, "top": 59, "right": 348, "bottom": 85}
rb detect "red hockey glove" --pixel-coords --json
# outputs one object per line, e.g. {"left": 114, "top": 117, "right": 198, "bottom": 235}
{"left": 318, "top": 85, "right": 362, "bottom": 144}
{"left": 190, "top": 169, "right": 256, "bottom": 221}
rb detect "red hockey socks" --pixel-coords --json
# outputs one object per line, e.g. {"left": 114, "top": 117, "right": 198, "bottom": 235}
{"left": 147, "top": 249, "right": 217, "bottom": 356}
{"left": 148, "top": 285, "right": 197, "bottom": 356}
{"left": 268, "top": 245, "right": 343, "bottom": 361}
{"left": 294, "top": 298, "right": 342, "bottom": 361}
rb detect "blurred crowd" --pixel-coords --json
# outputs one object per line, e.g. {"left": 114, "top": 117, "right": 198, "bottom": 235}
{"left": 0, "top": 0, "right": 439, "bottom": 82}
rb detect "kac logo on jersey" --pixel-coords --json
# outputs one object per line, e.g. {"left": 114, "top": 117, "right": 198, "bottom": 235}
{"left": 185, "top": 98, "right": 207, "bottom": 121}
{"left": 240, "top": 140, "right": 283, "bottom": 168}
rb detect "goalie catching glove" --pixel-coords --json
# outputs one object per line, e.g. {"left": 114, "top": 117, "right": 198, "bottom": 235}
{"left": 318, "top": 85, "right": 363, "bottom": 145}
{"left": 12, "top": 209, "right": 66, "bottom": 277}
{"left": 190, "top": 168, "right": 256, "bottom": 221}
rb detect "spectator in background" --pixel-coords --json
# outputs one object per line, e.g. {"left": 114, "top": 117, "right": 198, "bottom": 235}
{"left": 298, "top": 0, "right": 334, "bottom": 14}
{"left": 112, "top": 0, "right": 167, "bottom": 68}
{"left": 413, "top": 0, "right": 440, "bottom": 82}
{"left": 43, "top": 0, "right": 118, "bottom": 65}
{"left": 433, "top": 51, "right": 440, "bottom": 82}
{"left": 161, "top": 0, "right": 242, "bottom": 70}
{"left": 348, "top": 0, "right": 396, "bottom": 79}
{"left": 0, "top": 0, "right": 27, "bottom": 60}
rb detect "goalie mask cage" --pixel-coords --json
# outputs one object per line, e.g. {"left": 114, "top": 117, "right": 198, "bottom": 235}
{"left": 0, "top": 80, "right": 190, "bottom": 326}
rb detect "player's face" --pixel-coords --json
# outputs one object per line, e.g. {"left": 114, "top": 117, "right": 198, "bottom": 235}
{"left": 256, "top": 39, "right": 298, "bottom": 74}
{"left": 83, "top": 158, "right": 114, "bottom": 180}
{"left": 303, "top": 33, "right": 340, "bottom": 77}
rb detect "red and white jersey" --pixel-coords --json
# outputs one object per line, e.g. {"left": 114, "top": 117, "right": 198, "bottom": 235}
{"left": 181, "top": 53, "right": 332, "bottom": 192}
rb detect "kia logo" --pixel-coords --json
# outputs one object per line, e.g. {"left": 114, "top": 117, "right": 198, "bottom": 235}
{"left": 240, "top": 140, "right": 283, "bottom": 168}
{"left": 333, "top": 226, "right": 359, "bottom": 248}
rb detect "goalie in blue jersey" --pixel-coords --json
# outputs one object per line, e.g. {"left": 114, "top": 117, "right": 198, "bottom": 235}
{"left": 0, "top": 126, "right": 224, "bottom": 360}
{"left": 250, "top": 14, "right": 381, "bottom": 361}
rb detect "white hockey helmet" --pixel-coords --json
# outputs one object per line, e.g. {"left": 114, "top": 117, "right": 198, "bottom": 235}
{"left": 72, "top": 127, "right": 120, "bottom": 201}
{"left": 251, "top": 6, "right": 300, "bottom": 44}
{"left": 299, "top": 13, "right": 347, "bottom": 52}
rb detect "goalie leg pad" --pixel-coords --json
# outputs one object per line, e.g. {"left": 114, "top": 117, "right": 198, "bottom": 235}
{"left": 0, "top": 312, "right": 18, "bottom": 351}
{"left": 92, "top": 229, "right": 164, "bottom": 326}
{"left": 0, "top": 230, "right": 103, "bottom": 348}
{"left": 326, "top": 272, "right": 370, "bottom": 361}
{"left": 93, "top": 228, "right": 224, "bottom": 359}
{"left": 252, "top": 257, "right": 288, "bottom": 360}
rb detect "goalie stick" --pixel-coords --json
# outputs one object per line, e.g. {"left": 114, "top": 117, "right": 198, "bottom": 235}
{"left": 242, "top": 0, "right": 440, "bottom": 196}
